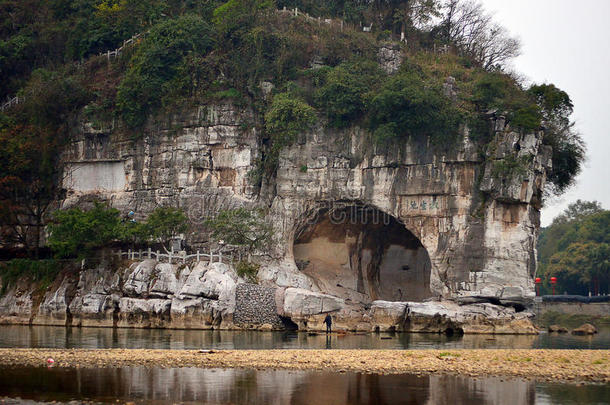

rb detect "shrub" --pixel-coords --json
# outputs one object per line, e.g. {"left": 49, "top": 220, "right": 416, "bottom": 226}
{"left": 144, "top": 206, "right": 188, "bottom": 252}
{"left": 264, "top": 91, "right": 316, "bottom": 172}
{"left": 116, "top": 15, "right": 215, "bottom": 128}
{"left": 0, "top": 259, "right": 60, "bottom": 295}
{"left": 368, "top": 72, "right": 462, "bottom": 144}
{"left": 314, "top": 60, "right": 383, "bottom": 128}
{"left": 48, "top": 202, "right": 123, "bottom": 259}
{"left": 234, "top": 260, "right": 260, "bottom": 283}
{"left": 205, "top": 208, "right": 273, "bottom": 253}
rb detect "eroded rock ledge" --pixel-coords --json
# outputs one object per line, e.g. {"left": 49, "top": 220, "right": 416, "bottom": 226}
{"left": 0, "top": 259, "right": 537, "bottom": 334}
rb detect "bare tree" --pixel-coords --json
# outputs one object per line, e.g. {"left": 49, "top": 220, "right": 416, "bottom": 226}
{"left": 441, "top": 0, "right": 520, "bottom": 69}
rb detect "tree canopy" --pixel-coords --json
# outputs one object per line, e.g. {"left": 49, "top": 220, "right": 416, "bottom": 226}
{"left": 538, "top": 200, "right": 609, "bottom": 295}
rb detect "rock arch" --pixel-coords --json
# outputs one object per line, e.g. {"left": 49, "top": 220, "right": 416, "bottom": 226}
{"left": 292, "top": 204, "right": 432, "bottom": 303}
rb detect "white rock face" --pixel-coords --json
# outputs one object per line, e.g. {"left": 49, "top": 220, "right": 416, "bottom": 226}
{"left": 123, "top": 260, "right": 157, "bottom": 297}
{"left": 283, "top": 288, "right": 344, "bottom": 317}
{"left": 406, "top": 300, "right": 537, "bottom": 334}
{"left": 150, "top": 263, "right": 190, "bottom": 298}
{"left": 69, "top": 264, "right": 120, "bottom": 327}
{"left": 34, "top": 274, "right": 75, "bottom": 325}
{"left": 0, "top": 102, "right": 551, "bottom": 332}
{"left": 0, "top": 279, "right": 34, "bottom": 324}
{"left": 117, "top": 298, "right": 172, "bottom": 328}
{"left": 170, "top": 297, "right": 221, "bottom": 329}
{"left": 370, "top": 300, "right": 408, "bottom": 328}
{"left": 59, "top": 104, "right": 546, "bottom": 302}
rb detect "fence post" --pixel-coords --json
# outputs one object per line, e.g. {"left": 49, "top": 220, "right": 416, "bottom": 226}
{"left": 128, "top": 248, "right": 131, "bottom": 260}
{"left": 219, "top": 251, "right": 223, "bottom": 264}
{"left": 157, "top": 250, "right": 160, "bottom": 261}
{"left": 197, "top": 250, "right": 200, "bottom": 262}
{"left": 169, "top": 251, "right": 172, "bottom": 264}
{"left": 138, "top": 249, "right": 142, "bottom": 259}
{"left": 209, "top": 247, "right": 213, "bottom": 265}
{"left": 148, "top": 247, "right": 151, "bottom": 259}
{"left": 182, "top": 251, "right": 186, "bottom": 264}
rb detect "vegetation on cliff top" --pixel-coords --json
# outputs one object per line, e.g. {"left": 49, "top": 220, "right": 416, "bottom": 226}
{"left": 0, "top": 0, "right": 586, "bottom": 257}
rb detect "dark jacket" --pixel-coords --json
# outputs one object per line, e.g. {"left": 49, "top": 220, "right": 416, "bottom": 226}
{"left": 323, "top": 314, "right": 332, "bottom": 325}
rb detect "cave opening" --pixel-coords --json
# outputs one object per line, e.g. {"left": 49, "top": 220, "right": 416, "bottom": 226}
{"left": 293, "top": 205, "right": 432, "bottom": 304}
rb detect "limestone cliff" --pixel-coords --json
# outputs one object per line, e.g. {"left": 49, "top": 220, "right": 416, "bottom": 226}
{"left": 0, "top": 100, "right": 550, "bottom": 333}
{"left": 63, "top": 102, "right": 550, "bottom": 300}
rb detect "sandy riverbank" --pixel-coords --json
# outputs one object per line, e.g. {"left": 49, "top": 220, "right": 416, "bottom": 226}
{"left": 0, "top": 348, "right": 608, "bottom": 383}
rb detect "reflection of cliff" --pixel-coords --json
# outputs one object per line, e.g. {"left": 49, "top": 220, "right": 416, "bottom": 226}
{"left": 0, "top": 367, "right": 552, "bottom": 404}
{"left": 0, "top": 325, "right": 548, "bottom": 350}
{"left": 425, "top": 375, "right": 535, "bottom": 405}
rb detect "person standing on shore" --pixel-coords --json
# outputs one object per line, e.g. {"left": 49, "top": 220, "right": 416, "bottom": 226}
{"left": 324, "top": 314, "right": 332, "bottom": 334}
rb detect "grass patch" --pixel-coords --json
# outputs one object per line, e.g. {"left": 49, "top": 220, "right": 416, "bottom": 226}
{"left": 0, "top": 259, "right": 62, "bottom": 295}
{"left": 234, "top": 260, "right": 260, "bottom": 283}
{"left": 438, "top": 352, "right": 460, "bottom": 358}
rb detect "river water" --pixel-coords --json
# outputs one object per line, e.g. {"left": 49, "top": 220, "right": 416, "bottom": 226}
{"left": 0, "top": 326, "right": 608, "bottom": 404}
{"left": 0, "top": 325, "right": 609, "bottom": 350}
{"left": 0, "top": 366, "right": 608, "bottom": 405}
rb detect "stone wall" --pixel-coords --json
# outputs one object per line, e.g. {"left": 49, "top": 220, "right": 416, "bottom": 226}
{"left": 233, "top": 284, "right": 284, "bottom": 329}
{"left": 534, "top": 301, "right": 610, "bottom": 317}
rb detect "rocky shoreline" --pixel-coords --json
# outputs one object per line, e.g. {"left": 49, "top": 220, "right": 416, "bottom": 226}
{"left": 0, "top": 260, "right": 538, "bottom": 334}
{"left": 0, "top": 349, "right": 607, "bottom": 383}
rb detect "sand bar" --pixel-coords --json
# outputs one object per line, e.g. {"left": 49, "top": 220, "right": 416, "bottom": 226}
{"left": 0, "top": 349, "right": 608, "bottom": 383}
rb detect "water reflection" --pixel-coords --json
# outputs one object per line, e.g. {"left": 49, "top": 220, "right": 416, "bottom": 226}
{"left": 0, "top": 325, "right": 608, "bottom": 350}
{"left": 0, "top": 366, "right": 606, "bottom": 405}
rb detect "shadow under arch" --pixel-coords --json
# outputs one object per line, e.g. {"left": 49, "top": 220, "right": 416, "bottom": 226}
{"left": 293, "top": 203, "right": 432, "bottom": 303}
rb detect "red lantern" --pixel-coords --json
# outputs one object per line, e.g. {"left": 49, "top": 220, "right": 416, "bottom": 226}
{"left": 535, "top": 277, "right": 542, "bottom": 296}
{"left": 550, "top": 277, "right": 557, "bottom": 295}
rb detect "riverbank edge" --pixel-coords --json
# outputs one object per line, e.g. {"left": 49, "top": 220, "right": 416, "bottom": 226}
{"left": 0, "top": 349, "right": 607, "bottom": 383}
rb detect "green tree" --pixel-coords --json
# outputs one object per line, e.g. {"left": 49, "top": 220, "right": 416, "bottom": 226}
{"left": 264, "top": 91, "right": 316, "bottom": 172}
{"left": 48, "top": 202, "right": 123, "bottom": 259}
{"left": 144, "top": 206, "right": 188, "bottom": 252}
{"left": 315, "top": 60, "right": 383, "bottom": 127}
{"left": 528, "top": 83, "right": 585, "bottom": 195}
{"left": 116, "top": 14, "right": 215, "bottom": 128}
{"left": 0, "top": 125, "right": 63, "bottom": 257}
{"left": 368, "top": 70, "right": 461, "bottom": 143}
{"left": 538, "top": 202, "right": 609, "bottom": 295}
{"left": 205, "top": 208, "right": 273, "bottom": 253}
{"left": 213, "top": 0, "right": 275, "bottom": 40}
{"left": 546, "top": 242, "right": 609, "bottom": 296}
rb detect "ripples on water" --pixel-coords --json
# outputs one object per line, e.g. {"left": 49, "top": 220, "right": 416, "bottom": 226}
{"left": 0, "top": 325, "right": 609, "bottom": 350}
{"left": 0, "top": 366, "right": 608, "bottom": 405}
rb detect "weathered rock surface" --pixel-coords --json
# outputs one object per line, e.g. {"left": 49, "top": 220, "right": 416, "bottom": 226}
{"left": 548, "top": 324, "right": 569, "bottom": 333}
{"left": 118, "top": 298, "right": 172, "bottom": 328}
{"left": 283, "top": 288, "right": 344, "bottom": 318}
{"left": 405, "top": 301, "right": 537, "bottom": 334}
{"left": 572, "top": 323, "right": 598, "bottom": 335}
{"left": 0, "top": 258, "right": 538, "bottom": 333}
{"left": 0, "top": 96, "right": 552, "bottom": 332}
{"left": 0, "top": 279, "right": 35, "bottom": 325}
{"left": 33, "top": 274, "right": 77, "bottom": 326}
